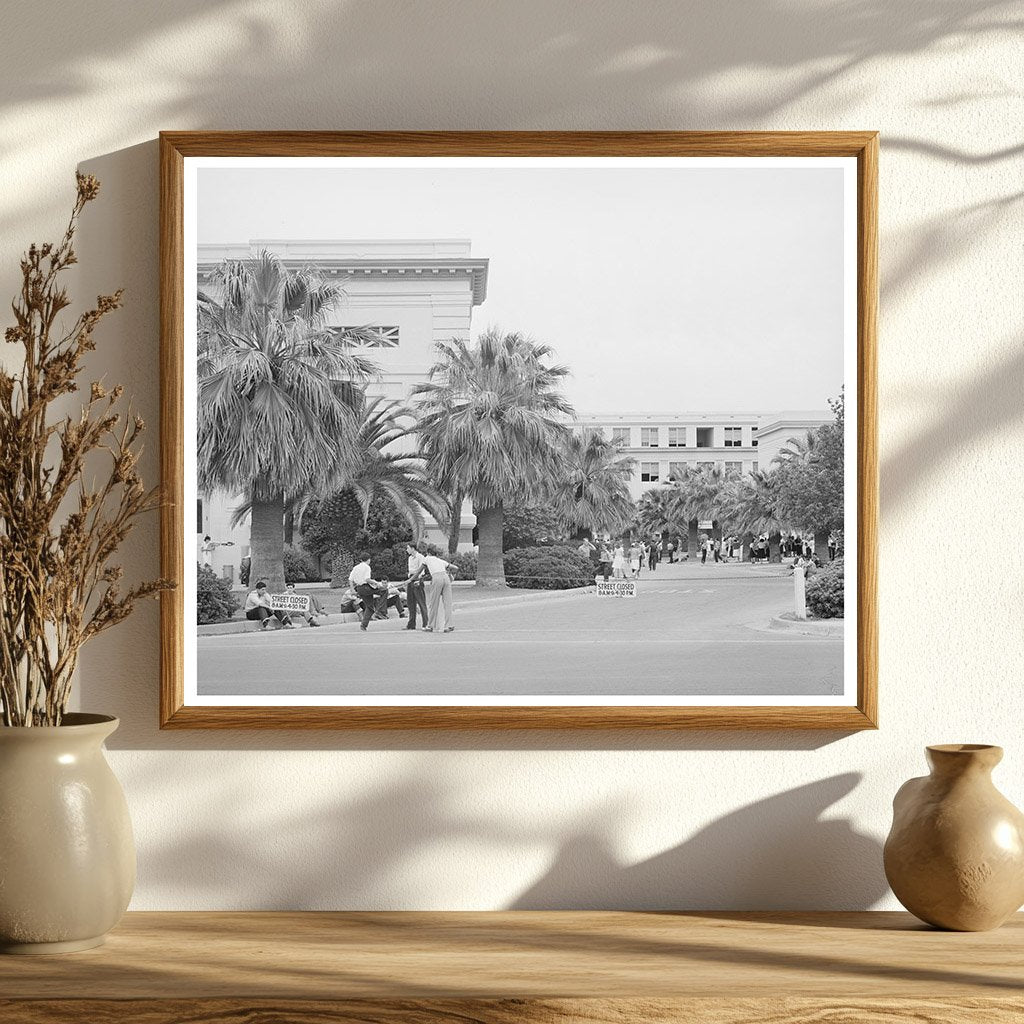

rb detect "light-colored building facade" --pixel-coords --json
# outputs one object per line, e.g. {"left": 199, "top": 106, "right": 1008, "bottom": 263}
{"left": 196, "top": 237, "right": 832, "bottom": 581}
{"left": 576, "top": 411, "right": 830, "bottom": 500}
{"left": 196, "top": 239, "right": 489, "bottom": 582}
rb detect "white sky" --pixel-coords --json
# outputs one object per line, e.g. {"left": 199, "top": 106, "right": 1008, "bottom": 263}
{"left": 197, "top": 161, "right": 846, "bottom": 413}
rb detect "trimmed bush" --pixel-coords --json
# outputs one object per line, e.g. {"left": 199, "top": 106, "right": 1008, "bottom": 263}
{"left": 502, "top": 545, "right": 596, "bottom": 590}
{"left": 197, "top": 564, "right": 238, "bottom": 624}
{"left": 806, "top": 557, "right": 844, "bottom": 619}
{"left": 283, "top": 546, "right": 320, "bottom": 584}
{"left": 450, "top": 551, "right": 477, "bottom": 580}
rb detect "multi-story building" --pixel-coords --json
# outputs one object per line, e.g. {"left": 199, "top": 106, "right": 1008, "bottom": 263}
{"left": 575, "top": 411, "right": 829, "bottom": 500}
{"left": 196, "top": 237, "right": 832, "bottom": 581}
{"left": 195, "top": 239, "right": 489, "bottom": 582}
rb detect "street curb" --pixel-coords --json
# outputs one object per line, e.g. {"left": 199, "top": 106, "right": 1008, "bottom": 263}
{"left": 768, "top": 614, "right": 844, "bottom": 637}
{"left": 198, "top": 585, "right": 596, "bottom": 637}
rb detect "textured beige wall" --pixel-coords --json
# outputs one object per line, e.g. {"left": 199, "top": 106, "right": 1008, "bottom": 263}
{"left": 1, "top": 0, "right": 1021, "bottom": 909}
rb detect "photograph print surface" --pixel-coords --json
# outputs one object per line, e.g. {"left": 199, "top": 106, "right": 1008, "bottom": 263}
{"left": 179, "top": 151, "right": 860, "bottom": 713}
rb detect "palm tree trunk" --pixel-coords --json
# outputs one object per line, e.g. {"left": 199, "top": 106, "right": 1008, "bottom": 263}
{"left": 283, "top": 509, "right": 294, "bottom": 547}
{"left": 814, "top": 528, "right": 831, "bottom": 565}
{"left": 476, "top": 503, "right": 506, "bottom": 588}
{"left": 742, "top": 532, "right": 754, "bottom": 562}
{"left": 250, "top": 494, "right": 286, "bottom": 591}
{"left": 447, "top": 489, "right": 463, "bottom": 557}
{"left": 687, "top": 518, "right": 699, "bottom": 560}
{"left": 769, "top": 530, "right": 782, "bottom": 564}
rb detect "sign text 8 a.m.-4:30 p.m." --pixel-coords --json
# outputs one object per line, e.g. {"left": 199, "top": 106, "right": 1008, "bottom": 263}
{"left": 596, "top": 581, "right": 637, "bottom": 598}
{"left": 269, "top": 593, "right": 311, "bottom": 613}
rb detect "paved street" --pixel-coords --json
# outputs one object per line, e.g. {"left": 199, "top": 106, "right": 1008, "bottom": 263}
{"left": 197, "top": 560, "right": 844, "bottom": 697}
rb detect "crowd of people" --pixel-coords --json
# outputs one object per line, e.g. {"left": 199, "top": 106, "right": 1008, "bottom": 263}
{"left": 576, "top": 530, "right": 837, "bottom": 580}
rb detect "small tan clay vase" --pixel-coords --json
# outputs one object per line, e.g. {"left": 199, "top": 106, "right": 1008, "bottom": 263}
{"left": 0, "top": 714, "right": 135, "bottom": 953}
{"left": 884, "top": 744, "right": 1024, "bottom": 931}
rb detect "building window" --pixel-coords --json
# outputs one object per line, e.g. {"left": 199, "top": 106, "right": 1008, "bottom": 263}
{"left": 667, "top": 427, "right": 686, "bottom": 447}
{"left": 640, "top": 462, "right": 660, "bottom": 483}
{"left": 725, "top": 462, "right": 742, "bottom": 478}
{"left": 753, "top": 461, "right": 759, "bottom": 474}
{"left": 751, "top": 426, "right": 758, "bottom": 448}
{"left": 334, "top": 325, "right": 400, "bottom": 348}
{"left": 696, "top": 427, "right": 714, "bottom": 448}
{"left": 640, "top": 427, "right": 659, "bottom": 448}
{"left": 698, "top": 461, "right": 715, "bottom": 471}
{"left": 197, "top": 499, "right": 203, "bottom": 534}
{"left": 724, "top": 426, "right": 742, "bottom": 448}
{"left": 611, "top": 426, "right": 631, "bottom": 446}
{"left": 668, "top": 462, "right": 686, "bottom": 480}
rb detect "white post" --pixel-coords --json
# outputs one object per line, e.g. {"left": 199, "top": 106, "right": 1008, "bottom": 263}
{"left": 794, "top": 566, "right": 807, "bottom": 620}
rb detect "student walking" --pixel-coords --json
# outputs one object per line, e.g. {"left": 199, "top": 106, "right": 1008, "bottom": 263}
{"left": 629, "top": 541, "right": 642, "bottom": 578}
{"left": 648, "top": 540, "right": 660, "bottom": 571}
{"left": 598, "top": 543, "right": 613, "bottom": 581}
{"left": 349, "top": 553, "right": 387, "bottom": 631}
{"left": 612, "top": 543, "right": 627, "bottom": 578}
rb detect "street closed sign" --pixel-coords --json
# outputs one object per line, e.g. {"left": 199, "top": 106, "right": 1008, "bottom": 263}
{"left": 269, "top": 593, "right": 311, "bottom": 613}
{"left": 597, "top": 581, "right": 637, "bottom": 598}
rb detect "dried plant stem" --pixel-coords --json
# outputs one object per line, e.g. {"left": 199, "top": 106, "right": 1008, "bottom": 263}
{"left": 0, "top": 173, "right": 173, "bottom": 726}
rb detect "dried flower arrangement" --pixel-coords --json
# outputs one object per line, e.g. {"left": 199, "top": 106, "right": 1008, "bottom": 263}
{"left": 0, "top": 174, "right": 172, "bottom": 726}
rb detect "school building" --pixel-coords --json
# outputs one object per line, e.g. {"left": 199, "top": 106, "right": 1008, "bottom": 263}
{"left": 196, "top": 238, "right": 831, "bottom": 582}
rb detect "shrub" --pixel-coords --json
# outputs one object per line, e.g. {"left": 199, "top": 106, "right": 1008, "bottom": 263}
{"left": 283, "top": 546, "right": 320, "bottom": 584}
{"left": 450, "top": 551, "right": 477, "bottom": 580}
{"left": 502, "top": 545, "right": 596, "bottom": 590}
{"left": 197, "top": 564, "right": 238, "bottom": 624}
{"left": 806, "top": 557, "right": 844, "bottom": 619}
{"left": 370, "top": 548, "right": 401, "bottom": 582}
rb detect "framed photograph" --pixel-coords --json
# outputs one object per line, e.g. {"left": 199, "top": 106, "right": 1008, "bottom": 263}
{"left": 159, "top": 131, "right": 877, "bottom": 729}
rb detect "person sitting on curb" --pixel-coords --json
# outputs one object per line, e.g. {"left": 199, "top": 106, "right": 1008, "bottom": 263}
{"left": 284, "top": 582, "right": 323, "bottom": 627}
{"left": 243, "top": 580, "right": 294, "bottom": 629}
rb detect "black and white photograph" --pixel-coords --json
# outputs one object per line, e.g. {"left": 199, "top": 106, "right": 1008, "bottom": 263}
{"left": 179, "top": 150, "right": 861, "bottom": 714}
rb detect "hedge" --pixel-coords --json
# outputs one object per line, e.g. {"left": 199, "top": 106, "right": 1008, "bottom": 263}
{"left": 503, "top": 545, "right": 596, "bottom": 590}
{"left": 283, "top": 546, "right": 320, "bottom": 584}
{"left": 806, "top": 557, "right": 844, "bottom": 619}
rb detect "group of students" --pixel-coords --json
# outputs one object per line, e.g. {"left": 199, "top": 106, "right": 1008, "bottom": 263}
{"left": 348, "top": 543, "right": 458, "bottom": 633}
{"left": 242, "top": 543, "right": 459, "bottom": 635}
{"left": 585, "top": 538, "right": 664, "bottom": 582}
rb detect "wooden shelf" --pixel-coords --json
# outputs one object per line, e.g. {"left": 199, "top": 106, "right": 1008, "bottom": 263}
{"left": 1, "top": 911, "right": 1022, "bottom": 1022}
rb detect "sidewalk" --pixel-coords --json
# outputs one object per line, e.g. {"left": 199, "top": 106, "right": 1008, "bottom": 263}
{"left": 198, "top": 582, "right": 595, "bottom": 636}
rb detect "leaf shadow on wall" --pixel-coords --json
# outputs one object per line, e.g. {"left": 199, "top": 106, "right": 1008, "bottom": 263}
{"left": 511, "top": 774, "right": 887, "bottom": 910}
{"left": 129, "top": 761, "right": 885, "bottom": 911}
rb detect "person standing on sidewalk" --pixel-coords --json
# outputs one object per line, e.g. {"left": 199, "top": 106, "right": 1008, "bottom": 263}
{"left": 404, "top": 542, "right": 429, "bottom": 631}
{"left": 648, "top": 539, "right": 661, "bottom": 572}
{"left": 420, "top": 547, "right": 457, "bottom": 633}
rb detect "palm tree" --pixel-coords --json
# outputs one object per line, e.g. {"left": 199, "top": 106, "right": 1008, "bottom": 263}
{"left": 773, "top": 429, "right": 832, "bottom": 562}
{"left": 412, "top": 330, "right": 573, "bottom": 588}
{"left": 668, "top": 465, "right": 728, "bottom": 559}
{"left": 635, "top": 487, "right": 681, "bottom": 545}
{"left": 283, "top": 396, "right": 451, "bottom": 568}
{"left": 552, "top": 429, "right": 636, "bottom": 539}
{"left": 720, "top": 469, "right": 787, "bottom": 562}
{"left": 197, "top": 251, "right": 379, "bottom": 589}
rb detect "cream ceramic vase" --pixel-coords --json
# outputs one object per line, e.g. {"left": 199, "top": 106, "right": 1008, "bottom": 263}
{"left": 0, "top": 713, "right": 135, "bottom": 953}
{"left": 884, "top": 744, "right": 1024, "bottom": 931}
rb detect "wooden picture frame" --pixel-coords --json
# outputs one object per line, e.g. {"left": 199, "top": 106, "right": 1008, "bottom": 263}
{"left": 160, "top": 131, "right": 877, "bottom": 730}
